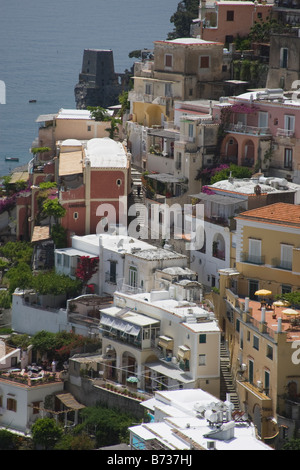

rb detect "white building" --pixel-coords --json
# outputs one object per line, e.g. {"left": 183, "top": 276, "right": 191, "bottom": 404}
{"left": 55, "top": 233, "right": 188, "bottom": 295}
{"left": 99, "top": 286, "right": 220, "bottom": 397}
{"left": 129, "top": 388, "right": 272, "bottom": 450}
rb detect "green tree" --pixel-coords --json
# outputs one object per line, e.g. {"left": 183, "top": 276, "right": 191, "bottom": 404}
{"left": 42, "top": 198, "right": 66, "bottom": 228}
{"left": 51, "top": 224, "right": 67, "bottom": 248}
{"left": 281, "top": 438, "right": 300, "bottom": 450}
{"left": 31, "top": 417, "right": 63, "bottom": 450}
{"left": 0, "top": 429, "right": 18, "bottom": 450}
{"left": 105, "top": 117, "right": 121, "bottom": 140}
{"left": 77, "top": 405, "right": 139, "bottom": 447}
{"left": 54, "top": 432, "right": 95, "bottom": 450}
{"left": 0, "top": 241, "right": 33, "bottom": 266}
{"left": 167, "top": 0, "right": 199, "bottom": 39}
{"left": 32, "top": 270, "right": 82, "bottom": 297}
{"left": 210, "top": 164, "right": 252, "bottom": 184}
{"left": 4, "top": 262, "right": 33, "bottom": 294}
{"left": 87, "top": 106, "right": 111, "bottom": 122}
{"left": 118, "top": 90, "right": 130, "bottom": 117}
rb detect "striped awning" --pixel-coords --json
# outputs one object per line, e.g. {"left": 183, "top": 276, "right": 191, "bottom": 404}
{"left": 55, "top": 393, "right": 85, "bottom": 410}
{"left": 177, "top": 345, "right": 191, "bottom": 360}
{"left": 100, "top": 314, "right": 141, "bottom": 337}
{"left": 158, "top": 335, "right": 174, "bottom": 349}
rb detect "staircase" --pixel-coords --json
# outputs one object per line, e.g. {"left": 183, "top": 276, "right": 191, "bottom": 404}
{"left": 220, "top": 341, "right": 240, "bottom": 410}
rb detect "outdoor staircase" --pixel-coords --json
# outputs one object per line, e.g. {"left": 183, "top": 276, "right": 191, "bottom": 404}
{"left": 220, "top": 341, "right": 240, "bottom": 410}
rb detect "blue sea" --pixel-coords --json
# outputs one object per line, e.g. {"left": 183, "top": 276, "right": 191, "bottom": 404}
{"left": 0, "top": 0, "right": 178, "bottom": 175}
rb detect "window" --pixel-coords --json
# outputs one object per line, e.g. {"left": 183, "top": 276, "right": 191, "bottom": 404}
{"left": 165, "top": 54, "right": 173, "bottom": 68}
{"left": 281, "top": 244, "right": 293, "bottom": 270}
{"left": 265, "top": 370, "right": 270, "bottom": 396}
{"left": 87, "top": 125, "right": 91, "bottom": 132}
{"left": 284, "top": 115, "right": 295, "bottom": 134}
{"left": 56, "top": 253, "right": 62, "bottom": 265}
{"left": 129, "top": 266, "right": 137, "bottom": 288}
{"left": 7, "top": 398, "right": 17, "bottom": 412}
{"left": 63, "top": 254, "right": 70, "bottom": 268}
{"left": 109, "top": 261, "right": 117, "bottom": 284}
{"left": 200, "top": 56, "right": 210, "bottom": 68}
{"left": 247, "top": 330, "right": 251, "bottom": 342}
{"left": 249, "top": 238, "right": 262, "bottom": 264}
{"left": 73, "top": 212, "right": 79, "bottom": 220}
{"left": 32, "top": 401, "right": 40, "bottom": 415}
{"left": 165, "top": 83, "right": 172, "bottom": 97}
{"left": 248, "top": 359, "right": 254, "bottom": 384}
{"left": 227, "top": 10, "right": 234, "bottom": 21}
{"left": 284, "top": 148, "right": 293, "bottom": 169}
{"left": 258, "top": 111, "right": 268, "bottom": 129}
{"left": 199, "top": 354, "right": 206, "bottom": 366}
{"left": 266, "top": 344, "right": 273, "bottom": 360}
{"left": 176, "top": 152, "right": 182, "bottom": 170}
{"left": 145, "top": 83, "right": 152, "bottom": 95}
{"left": 236, "top": 318, "right": 240, "bottom": 333}
{"left": 199, "top": 334, "right": 206, "bottom": 344}
{"left": 282, "top": 284, "right": 292, "bottom": 295}
{"left": 253, "top": 335, "right": 259, "bottom": 351}
{"left": 116, "top": 178, "right": 122, "bottom": 187}
{"left": 280, "top": 48, "right": 288, "bottom": 68}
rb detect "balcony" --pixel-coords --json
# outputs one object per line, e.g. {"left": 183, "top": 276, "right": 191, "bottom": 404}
{"left": 226, "top": 124, "right": 271, "bottom": 136}
{"left": 271, "top": 258, "right": 292, "bottom": 271}
{"left": 276, "top": 128, "right": 295, "bottom": 138}
{"left": 240, "top": 252, "right": 265, "bottom": 265}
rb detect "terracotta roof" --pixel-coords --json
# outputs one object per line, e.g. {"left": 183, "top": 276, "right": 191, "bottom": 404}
{"left": 236, "top": 203, "right": 300, "bottom": 227}
{"left": 31, "top": 226, "right": 50, "bottom": 243}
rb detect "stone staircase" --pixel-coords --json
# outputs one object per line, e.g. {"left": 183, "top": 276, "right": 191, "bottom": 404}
{"left": 220, "top": 341, "right": 240, "bottom": 410}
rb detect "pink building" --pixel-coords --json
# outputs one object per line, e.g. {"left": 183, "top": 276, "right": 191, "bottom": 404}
{"left": 193, "top": 1, "right": 272, "bottom": 45}
{"left": 212, "top": 89, "right": 300, "bottom": 182}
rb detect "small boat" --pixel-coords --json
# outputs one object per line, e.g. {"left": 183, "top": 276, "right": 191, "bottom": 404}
{"left": 5, "top": 157, "right": 19, "bottom": 162}
{"left": 29, "top": 99, "right": 37, "bottom": 103}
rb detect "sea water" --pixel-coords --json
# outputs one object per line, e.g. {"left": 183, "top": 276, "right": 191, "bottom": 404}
{"left": 0, "top": 0, "right": 178, "bottom": 175}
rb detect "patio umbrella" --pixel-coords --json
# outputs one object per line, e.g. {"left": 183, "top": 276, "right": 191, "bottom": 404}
{"left": 273, "top": 300, "right": 290, "bottom": 307}
{"left": 254, "top": 289, "right": 272, "bottom": 296}
{"left": 282, "top": 308, "right": 299, "bottom": 316}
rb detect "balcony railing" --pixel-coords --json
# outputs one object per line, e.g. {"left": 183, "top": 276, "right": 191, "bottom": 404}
{"left": 271, "top": 258, "right": 292, "bottom": 271}
{"left": 226, "top": 124, "right": 271, "bottom": 136}
{"left": 276, "top": 128, "right": 295, "bottom": 138}
{"left": 240, "top": 252, "right": 265, "bottom": 265}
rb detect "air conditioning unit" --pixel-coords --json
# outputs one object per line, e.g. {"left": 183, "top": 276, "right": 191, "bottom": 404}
{"left": 240, "top": 363, "right": 247, "bottom": 371}
{"left": 257, "top": 380, "right": 263, "bottom": 391}
{"left": 207, "top": 441, "right": 216, "bottom": 450}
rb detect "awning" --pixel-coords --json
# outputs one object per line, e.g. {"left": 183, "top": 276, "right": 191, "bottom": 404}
{"left": 100, "top": 314, "right": 141, "bottom": 337}
{"left": 147, "top": 362, "right": 194, "bottom": 384}
{"left": 59, "top": 151, "right": 83, "bottom": 176}
{"left": 177, "top": 345, "right": 191, "bottom": 361}
{"left": 55, "top": 393, "right": 85, "bottom": 410}
{"left": 146, "top": 173, "right": 183, "bottom": 184}
{"left": 158, "top": 335, "right": 174, "bottom": 349}
{"left": 31, "top": 226, "right": 50, "bottom": 243}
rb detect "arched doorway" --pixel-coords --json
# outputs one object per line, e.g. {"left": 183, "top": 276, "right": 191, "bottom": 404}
{"left": 223, "top": 136, "right": 238, "bottom": 164}
{"left": 212, "top": 233, "right": 225, "bottom": 260}
{"left": 242, "top": 139, "right": 255, "bottom": 167}
{"left": 121, "top": 351, "right": 137, "bottom": 385}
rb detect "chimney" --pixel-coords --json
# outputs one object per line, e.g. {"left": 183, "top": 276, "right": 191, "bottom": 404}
{"left": 277, "top": 317, "right": 282, "bottom": 333}
{"left": 245, "top": 297, "right": 249, "bottom": 312}
{"left": 261, "top": 307, "right": 266, "bottom": 323}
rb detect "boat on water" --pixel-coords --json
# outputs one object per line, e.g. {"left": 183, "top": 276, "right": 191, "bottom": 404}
{"left": 29, "top": 99, "right": 37, "bottom": 103}
{"left": 5, "top": 157, "right": 19, "bottom": 162}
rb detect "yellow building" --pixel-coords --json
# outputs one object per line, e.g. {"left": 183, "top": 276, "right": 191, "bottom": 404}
{"left": 129, "top": 37, "right": 227, "bottom": 127}
{"left": 214, "top": 203, "right": 300, "bottom": 447}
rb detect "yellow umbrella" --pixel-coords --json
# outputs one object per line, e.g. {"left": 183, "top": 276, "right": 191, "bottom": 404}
{"left": 273, "top": 300, "right": 290, "bottom": 308}
{"left": 282, "top": 308, "right": 299, "bottom": 316}
{"left": 255, "top": 289, "right": 272, "bottom": 297}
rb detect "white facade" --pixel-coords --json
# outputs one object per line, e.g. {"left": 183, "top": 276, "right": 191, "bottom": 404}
{"left": 55, "top": 233, "right": 188, "bottom": 296}
{"left": 0, "top": 378, "right": 64, "bottom": 434}
{"left": 100, "top": 287, "right": 220, "bottom": 397}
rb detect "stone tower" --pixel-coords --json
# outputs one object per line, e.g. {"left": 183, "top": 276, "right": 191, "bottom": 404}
{"left": 74, "top": 49, "right": 129, "bottom": 109}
